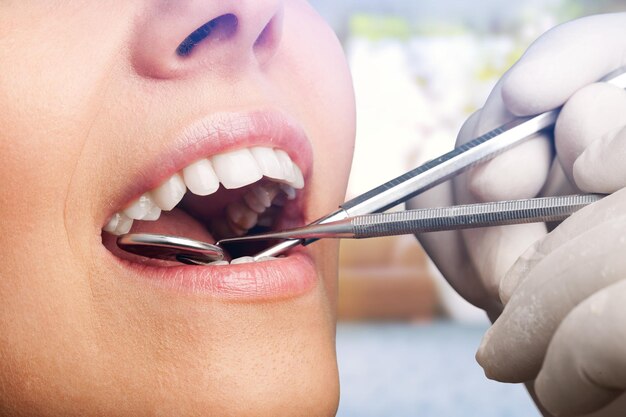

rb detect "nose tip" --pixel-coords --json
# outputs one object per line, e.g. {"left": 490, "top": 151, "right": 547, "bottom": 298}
{"left": 133, "top": 0, "right": 284, "bottom": 79}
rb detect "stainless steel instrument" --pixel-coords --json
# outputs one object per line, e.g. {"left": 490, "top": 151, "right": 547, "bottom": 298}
{"left": 217, "top": 194, "right": 604, "bottom": 245}
{"left": 117, "top": 233, "right": 224, "bottom": 265}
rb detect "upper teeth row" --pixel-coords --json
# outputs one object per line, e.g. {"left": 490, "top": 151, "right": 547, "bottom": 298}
{"left": 103, "top": 146, "right": 304, "bottom": 235}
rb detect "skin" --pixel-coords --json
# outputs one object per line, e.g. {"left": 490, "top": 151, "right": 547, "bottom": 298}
{"left": 0, "top": 1, "right": 356, "bottom": 416}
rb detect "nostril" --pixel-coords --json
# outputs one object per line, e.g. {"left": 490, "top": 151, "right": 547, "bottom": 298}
{"left": 176, "top": 14, "right": 238, "bottom": 57}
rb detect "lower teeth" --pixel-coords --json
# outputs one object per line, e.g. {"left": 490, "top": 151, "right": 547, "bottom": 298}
{"left": 230, "top": 256, "right": 255, "bottom": 265}
{"left": 208, "top": 256, "right": 279, "bottom": 266}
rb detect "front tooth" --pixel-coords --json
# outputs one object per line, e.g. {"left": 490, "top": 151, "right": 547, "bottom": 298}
{"left": 230, "top": 256, "right": 255, "bottom": 265}
{"left": 123, "top": 193, "right": 157, "bottom": 220}
{"left": 150, "top": 173, "right": 186, "bottom": 211}
{"left": 226, "top": 201, "right": 258, "bottom": 230}
{"left": 182, "top": 159, "right": 220, "bottom": 196}
{"left": 250, "top": 146, "right": 284, "bottom": 180}
{"left": 274, "top": 150, "right": 297, "bottom": 183}
{"left": 211, "top": 149, "right": 262, "bottom": 189}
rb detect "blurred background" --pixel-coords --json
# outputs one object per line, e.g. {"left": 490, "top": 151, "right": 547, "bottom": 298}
{"left": 306, "top": 0, "right": 624, "bottom": 416}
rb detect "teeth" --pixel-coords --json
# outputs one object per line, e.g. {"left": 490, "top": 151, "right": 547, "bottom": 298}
{"left": 226, "top": 201, "right": 258, "bottom": 231}
{"left": 116, "top": 215, "right": 134, "bottom": 235}
{"left": 291, "top": 165, "right": 304, "bottom": 189}
{"left": 256, "top": 256, "right": 279, "bottom": 263}
{"left": 255, "top": 183, "right": 280, "bottom": 207}
{"left": 230, "top": 256, "right": 255, "bottom": 265}
{"left": 251, "top": 147, "right": 304, "bottom": 189}
{"left": 103, "top": 213, "right": 121, "bottom": 233}
{"left": 142, "top": 205, "right": 162, "bottom": 221}
{"left": 182, "top": 159, "right": 220, "bottom": 196}
{"left": 150, "top": 173, "right": 186, "bottom": 211}
{"left": 206, "top": 256, "right": 280, "bottom": 266}
{"left": 211, "top": 148, "right": 263, "bottom": 189}
{"left": 274, "top": 149, "right": 297, "bottom": 185}
{"left": 250, "top": 146, "right": 284, "bottom": 180}
{"left": 103, "top": 146, "right": 305, "bottom": 237}
{"left": 243, "top": 192, "right": 267, "bottom": 214}
{"left": 103, "top": 213, "right": 134, "bottom": 235}
{"left": 123, "top": 193, "right": 158, "bottom": 220}
{"left": 178, "top": 147, "right": 304, "bottom": 196}
{"left": 243, "top": 183, "right": 280, "bottom": 214}
{"left": 208, "top": 260, "right": 230, "bottom": 266}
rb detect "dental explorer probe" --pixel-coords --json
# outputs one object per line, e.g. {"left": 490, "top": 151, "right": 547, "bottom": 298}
{"left": 218, "top": 194, "right": 604, "bottom": 245}
{"left": 250, "top": 66, "right": 626, "bottom": 260}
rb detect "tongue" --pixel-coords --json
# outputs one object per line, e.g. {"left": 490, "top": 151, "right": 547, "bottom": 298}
{"left": 102, "top": 208, "right": 219, "bottom": 266}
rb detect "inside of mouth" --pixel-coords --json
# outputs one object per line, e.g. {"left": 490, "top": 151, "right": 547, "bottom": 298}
{"left": 102, "top": 178, "right": 297, "bottom": 266}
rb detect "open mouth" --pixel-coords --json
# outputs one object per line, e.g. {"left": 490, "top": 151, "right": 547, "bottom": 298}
{"left": 98, "top": 111, "right": 319, "bottom": 300}
{"left": 101, "top": 145, "right": 306, "bottom": 265}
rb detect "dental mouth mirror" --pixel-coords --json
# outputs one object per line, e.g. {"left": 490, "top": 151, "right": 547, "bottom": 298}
{"left": 117, "top": 234, "right": 224, "bottom": 265}
{"left": 116, "top": 66, "right": 626, "bottom": 265}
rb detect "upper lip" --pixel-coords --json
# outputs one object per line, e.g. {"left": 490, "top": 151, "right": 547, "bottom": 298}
{"left": 101, "top": 110, "right": 313, "bottom": 228}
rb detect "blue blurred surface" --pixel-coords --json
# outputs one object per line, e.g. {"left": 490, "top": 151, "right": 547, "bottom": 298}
{"left": 336, "top": 322, "right": 540, "bottom": 417}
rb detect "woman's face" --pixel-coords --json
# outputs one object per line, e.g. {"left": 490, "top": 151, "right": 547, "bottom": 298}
{"left": 0, "top": 1, "right": 355, "bottom": 416}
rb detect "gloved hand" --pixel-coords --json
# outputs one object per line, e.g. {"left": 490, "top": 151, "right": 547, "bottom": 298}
{"left": 410, "top": 12, "right": 626, "bottom": 416}
{"left": 481, "top": 189, "right": 626, "bottom": 416}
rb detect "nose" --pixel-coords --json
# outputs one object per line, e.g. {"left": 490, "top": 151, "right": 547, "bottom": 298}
{"left": 133, "top": 0, "right": 285, "bottom": 79}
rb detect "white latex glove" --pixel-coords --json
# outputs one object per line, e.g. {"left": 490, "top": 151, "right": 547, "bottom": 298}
{"left": 411, "top": 12, "right": 626, "bottom": 312}
{"left": 481, "top": 190, "right": 626, "bottom": 416}
{"left": 411, "top": 12, "right": 626, "bottom": 415}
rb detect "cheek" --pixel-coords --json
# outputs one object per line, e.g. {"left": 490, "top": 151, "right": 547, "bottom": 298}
{"left": 0, "top": 4, "right": 137, "bottom": 237}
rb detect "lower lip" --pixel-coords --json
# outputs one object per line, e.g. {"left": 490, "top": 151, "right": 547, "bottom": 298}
{"left": 105, "top": 246, "right": 318, "bottom": 301}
